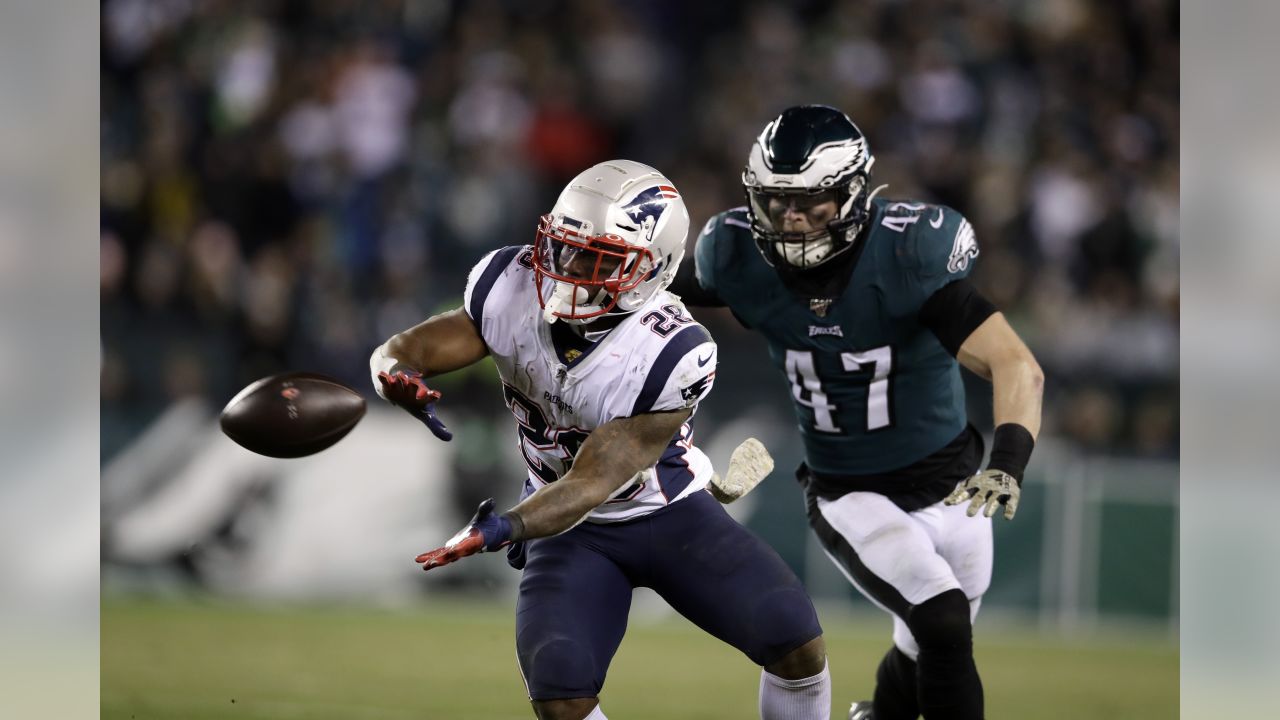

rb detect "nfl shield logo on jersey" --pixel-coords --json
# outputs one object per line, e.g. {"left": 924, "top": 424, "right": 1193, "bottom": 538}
{"left": 809, "top": 298, "right": 833, "bottom": 317}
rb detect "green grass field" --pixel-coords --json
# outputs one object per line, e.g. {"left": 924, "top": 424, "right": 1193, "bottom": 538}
{"left": 103, "top": 596, "right": 1176, "bottom": 719}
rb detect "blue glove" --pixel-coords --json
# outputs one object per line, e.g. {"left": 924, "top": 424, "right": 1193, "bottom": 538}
{"left": 414, "top": 499, "right": 514, "bottom": 572}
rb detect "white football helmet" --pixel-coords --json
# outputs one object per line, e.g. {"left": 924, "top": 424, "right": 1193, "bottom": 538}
{"left": 533, "top": 159, "right": 690, "bottom": 324}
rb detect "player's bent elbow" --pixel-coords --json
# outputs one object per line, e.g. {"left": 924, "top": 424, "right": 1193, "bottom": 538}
{"left": 1020, "top": 353, "right": 1045, "bottom": 395}
{"left": 992, "top": 348, "right": 1043, "bottom": 394}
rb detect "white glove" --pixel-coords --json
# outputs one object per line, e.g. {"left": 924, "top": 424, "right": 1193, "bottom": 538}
{"left": 944, "top": 469, "right": 1020, "bottom": 520}
{"left": 709, "top": 438, "right": 774, "bottom": 503}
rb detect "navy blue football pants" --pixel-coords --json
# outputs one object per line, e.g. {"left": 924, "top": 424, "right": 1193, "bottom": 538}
{"left": 514, "top": 489, "right": 822, "bottom": 700}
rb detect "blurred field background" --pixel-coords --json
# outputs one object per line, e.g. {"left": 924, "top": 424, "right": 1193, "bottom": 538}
{"left": 100, "top": 0, "right": 1178, "bottom": 717}
{"left": 103, "top": 597, "right": 1176, "bottom": 720}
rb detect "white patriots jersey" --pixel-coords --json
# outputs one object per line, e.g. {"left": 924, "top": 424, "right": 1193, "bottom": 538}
{"left": 463, "top": 245, "right": 718, "bottom": 523}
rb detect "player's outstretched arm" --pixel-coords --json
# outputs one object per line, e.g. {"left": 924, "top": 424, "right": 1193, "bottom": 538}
{"left": 512, "top": 408, "right": 693, "bottom": 537}
{"left": 945, "top": 312, "right": 1044, "bottom": 520}
{"left": 413, "top": 408, "right": 692, "bottom": 573}
{"left": 370, "top": 307, "right": 489, "bottom": 441}
{"left": 374, "top": 307, "right": 489, "bottom": 379}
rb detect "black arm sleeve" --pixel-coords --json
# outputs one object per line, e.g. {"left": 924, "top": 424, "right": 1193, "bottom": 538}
{"left": 668, "top": 257, "right": 726, "bottom": 308}
{"left": 987, "top": 423, "right": 1035, "bottom": 483}
{"left": 918, "top": 279, "right": 998, "bottom": 356}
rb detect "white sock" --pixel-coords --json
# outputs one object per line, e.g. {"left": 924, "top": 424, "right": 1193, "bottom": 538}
{"left": 759, "top": 660, "right": 831, "bottom": 720}
{"left": 584, "top": 704, "right": 608, "bottom": 720}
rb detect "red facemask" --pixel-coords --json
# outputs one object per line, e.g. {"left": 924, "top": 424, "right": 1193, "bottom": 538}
{"left": 532, "top": 213, "right": 652, "bottom": 321}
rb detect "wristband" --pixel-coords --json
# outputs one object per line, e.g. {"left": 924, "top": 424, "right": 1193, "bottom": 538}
{"left": 987, "top": 423, "right": 1034, "bottom": 484}
{"left": 369, "top": 343, "right": 398, "bottom": 399}
{"left": 502, "top": 511, "right": 526, "bottom": 543}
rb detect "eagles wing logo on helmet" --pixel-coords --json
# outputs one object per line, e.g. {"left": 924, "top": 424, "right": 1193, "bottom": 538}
{"left": 621, "top": 185, "right": 680, "bottom": 242}
{"left": 810, "top": 138, "right": 867, "bottom": 187}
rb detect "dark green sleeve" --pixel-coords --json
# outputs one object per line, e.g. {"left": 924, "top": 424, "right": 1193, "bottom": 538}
{"left": 903, "top": 207, "right": 980, "bottom": 311}
{"left": 685, "top": 209, "right": 758, "bottom": 327}
{"left": 693, "top": 214, "right": 722, "bottom": 296}
{"left": 667, "top": 215, "right": 729, "bottom": 307}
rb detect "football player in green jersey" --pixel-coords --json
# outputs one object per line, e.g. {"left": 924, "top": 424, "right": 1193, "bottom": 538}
{"left": 671, "top": 105, "right": 1044, "bottom": 720}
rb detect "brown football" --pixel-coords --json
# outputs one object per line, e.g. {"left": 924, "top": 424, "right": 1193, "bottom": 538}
{"left": 219, "top": 372, "right": 366, "bottom": 458}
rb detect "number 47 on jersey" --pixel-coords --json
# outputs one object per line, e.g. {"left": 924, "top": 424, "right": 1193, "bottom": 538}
{"left": 785, "top": 347, "right": 893, "bottom": 434}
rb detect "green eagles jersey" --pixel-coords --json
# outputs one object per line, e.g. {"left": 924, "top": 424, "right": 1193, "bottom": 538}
{"left": 694, "top": 198, "right": 980, "bottom": 475}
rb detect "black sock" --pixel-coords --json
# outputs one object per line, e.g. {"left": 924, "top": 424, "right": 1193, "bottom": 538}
{"left": 909, "top": 589, "right": 983, "bottom": 719}
{"left": 873, "top": 645, "right": 920, "bottom": 720}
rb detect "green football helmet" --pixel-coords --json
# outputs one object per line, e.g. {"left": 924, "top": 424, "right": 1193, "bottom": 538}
{"left": 742, "top": 105, "right": 881, "bottom": 297}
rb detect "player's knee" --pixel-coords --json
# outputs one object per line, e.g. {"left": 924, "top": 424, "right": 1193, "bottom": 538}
{"left": 531, "top": 697, "right": 600, "bottom": 720}
{"left": 749, "top": 586, "right": 823, "bottom": 666}
{"left": 906, "top": 589, "right": 972, "bottom": 650}
{"left": 876, "top": 645, "right": 917, "bottom": 687}
{"left": 520, "top": 634, "right": 600, "bottom": 703}
{"left": 765, "top": 634, "right": 827, "bottom": 679}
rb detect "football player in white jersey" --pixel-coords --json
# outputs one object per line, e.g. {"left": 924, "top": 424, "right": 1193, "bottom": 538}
{"left": 370, "top": 160, "right": 832, "bottom": 720}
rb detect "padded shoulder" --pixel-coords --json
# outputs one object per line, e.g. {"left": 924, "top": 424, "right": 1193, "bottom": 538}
{"left": 902, "top": 204, "right": 978, "bottom": 282}
{"left": 872, "top": 200, "right": 979, "bottom": 313}
{"left": 463, "top": 245, "right": 530, "bottom": 327}
{"left": 630, "top": 320, "right": 717, "bottom": 416}
{"left": 693, "top": 207, "right": 753, "bottom": 295}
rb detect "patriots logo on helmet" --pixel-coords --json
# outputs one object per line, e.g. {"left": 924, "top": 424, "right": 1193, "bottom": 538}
{"left": 621, "top": 185, "right": 680, "bottom": 241}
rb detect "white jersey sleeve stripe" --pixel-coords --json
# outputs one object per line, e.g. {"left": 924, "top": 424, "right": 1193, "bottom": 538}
{"left": 629, "top": 324, "right": 712, "bottom": 415}
{"left": 465, "top": 245, "right": 525, "bottom": 330}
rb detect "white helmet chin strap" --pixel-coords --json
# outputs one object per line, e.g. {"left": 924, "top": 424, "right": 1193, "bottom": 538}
{"left": 542, "top": 283, "right": 579, "bottom": 323}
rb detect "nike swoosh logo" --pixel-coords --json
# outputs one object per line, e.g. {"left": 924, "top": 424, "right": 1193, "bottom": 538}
{"left": 930, "top": 208, "right": 945, "bottom": 228}
{"left": 697, "top": 353, "right": 713, "bottom": 367}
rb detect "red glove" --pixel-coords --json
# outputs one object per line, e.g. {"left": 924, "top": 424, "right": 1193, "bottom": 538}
{"left": 415, "top": 499, "right": 514, "bottom": 573}
{"left": 377, "top": 369, "right": 453, "bottom": 441}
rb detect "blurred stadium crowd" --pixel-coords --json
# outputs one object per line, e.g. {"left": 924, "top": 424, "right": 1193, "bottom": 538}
{"left": 101, "top": 0, "right": 1178, "bottom": 462}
